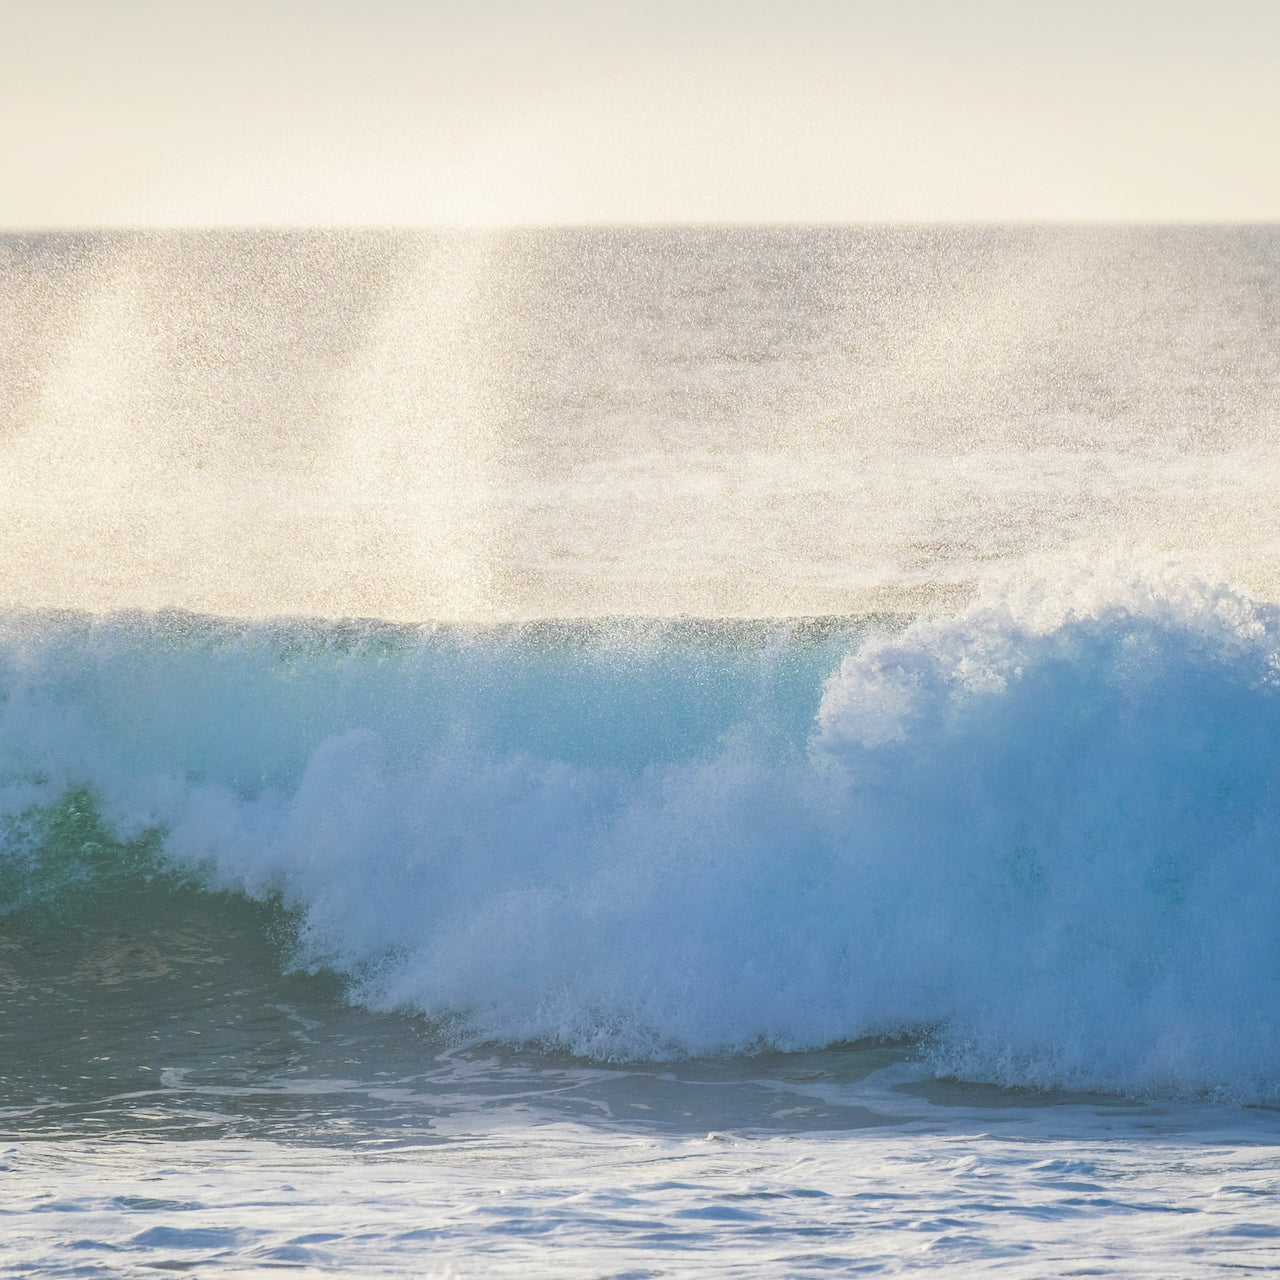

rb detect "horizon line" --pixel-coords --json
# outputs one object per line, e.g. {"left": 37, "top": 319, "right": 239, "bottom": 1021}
{"left": 4, "top": 218, "right": 1280, "bottom": 234}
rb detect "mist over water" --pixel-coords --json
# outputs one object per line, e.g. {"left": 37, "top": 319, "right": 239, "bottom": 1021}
{"left": 3, "top": 227, "right": 1279, "bottom": 620}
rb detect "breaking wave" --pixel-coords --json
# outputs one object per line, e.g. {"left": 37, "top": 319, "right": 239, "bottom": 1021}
{"left": 5, "top": 574, "right": 1280, "bottom": 1098}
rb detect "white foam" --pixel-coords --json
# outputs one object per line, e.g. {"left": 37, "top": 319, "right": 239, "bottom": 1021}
{"left": 10, "top": 1115, "right": 1280, "bottom": 1279}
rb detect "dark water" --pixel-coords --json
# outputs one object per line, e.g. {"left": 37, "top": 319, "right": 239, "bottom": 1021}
{"left": 0, "top": 854, "right": 914, "bottom": 1146}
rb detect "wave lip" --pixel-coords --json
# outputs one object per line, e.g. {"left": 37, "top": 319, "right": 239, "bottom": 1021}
{"left": 5, "top": 580, "right": 1280, "bottom": 1099}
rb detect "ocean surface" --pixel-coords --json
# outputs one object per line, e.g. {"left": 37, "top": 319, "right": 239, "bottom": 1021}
{"left": 4, "top": 227, "right": 1280, "bottom": 1275}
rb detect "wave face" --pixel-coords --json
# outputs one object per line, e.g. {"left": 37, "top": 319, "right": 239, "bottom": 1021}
{"left": 5, "top": 578, "right": 1280, "bottom": 1097}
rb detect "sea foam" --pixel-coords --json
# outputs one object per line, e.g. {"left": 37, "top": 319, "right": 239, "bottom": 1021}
{"left": 3, "top": 576, "right": 1280, "bottom": 1097}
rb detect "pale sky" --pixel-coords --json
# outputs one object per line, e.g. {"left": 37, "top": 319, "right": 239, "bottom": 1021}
{"left": 4, "top": 0, "right": 1279, "bottom": 225}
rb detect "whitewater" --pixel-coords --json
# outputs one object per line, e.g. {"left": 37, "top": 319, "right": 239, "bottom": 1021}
{"left": 4, "top": 227, "right": 1280, "bottom": 1276}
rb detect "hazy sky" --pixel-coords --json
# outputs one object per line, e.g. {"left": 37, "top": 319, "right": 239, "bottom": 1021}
{"left": 5, "top": 0, "right": 1279, "bottom": 225}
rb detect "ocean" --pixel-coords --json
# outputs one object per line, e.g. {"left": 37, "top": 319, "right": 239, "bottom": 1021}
{"left": 4, "top": 227, "right": 1280, "bottom": 1275}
